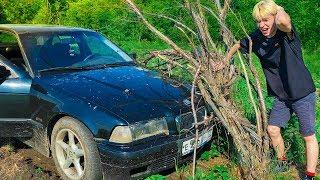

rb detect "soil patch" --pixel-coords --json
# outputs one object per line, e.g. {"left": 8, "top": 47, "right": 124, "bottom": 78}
{"left": 0, "top": 138, "right": 60, "bottom": 179}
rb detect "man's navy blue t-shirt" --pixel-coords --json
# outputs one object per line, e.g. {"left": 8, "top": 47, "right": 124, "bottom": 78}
{"left": 240, "top": 26, "right": 315, "bottom": 101}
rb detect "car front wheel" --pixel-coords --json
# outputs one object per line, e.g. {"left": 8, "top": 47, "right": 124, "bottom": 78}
{"left": 51, "top": 117, "right": 103, "bottom": 180}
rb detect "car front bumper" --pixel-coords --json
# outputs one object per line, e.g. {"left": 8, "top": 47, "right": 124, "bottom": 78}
{"left": 95, "top": 127, "right": 212, "bottom": 179}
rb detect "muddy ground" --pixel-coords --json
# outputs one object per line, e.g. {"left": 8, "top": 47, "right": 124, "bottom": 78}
{"left": 0, "top": 138, "right": 60, "bottom": 179}
{"left": 0, "top": 138, "right": 309, "bottom": 180}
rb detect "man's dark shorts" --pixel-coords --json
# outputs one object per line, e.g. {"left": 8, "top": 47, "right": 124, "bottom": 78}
{"left": 268, "top": 92, "right": 317, "bottom": 137}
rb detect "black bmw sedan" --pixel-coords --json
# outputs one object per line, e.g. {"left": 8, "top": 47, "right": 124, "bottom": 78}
{"left": 0, "top": 24, "right": 213, "bottom": 179}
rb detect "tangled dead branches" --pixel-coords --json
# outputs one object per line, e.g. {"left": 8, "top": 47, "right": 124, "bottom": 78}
{"left": 125, "top": 0, "right": 269, "bottom": 179}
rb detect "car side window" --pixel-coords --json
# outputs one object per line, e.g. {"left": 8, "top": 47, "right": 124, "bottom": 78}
{"left": 0, "top": 32, "right": 27, "bottom": 70}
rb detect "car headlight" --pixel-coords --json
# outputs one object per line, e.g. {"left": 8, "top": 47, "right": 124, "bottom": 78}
{"left": 109, "top": 117, "right": 169, "bottom": 143}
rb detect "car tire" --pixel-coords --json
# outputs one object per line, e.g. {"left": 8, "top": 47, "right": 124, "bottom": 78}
{"left": 51, "top": 116, "right": 103, "bottom": 180}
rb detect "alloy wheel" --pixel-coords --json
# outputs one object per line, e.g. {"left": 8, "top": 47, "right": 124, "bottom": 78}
{"left": 55, "top": 129, "right": 85, "bottom": 179}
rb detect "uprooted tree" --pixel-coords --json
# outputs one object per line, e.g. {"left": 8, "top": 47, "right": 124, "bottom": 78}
{"left": 125, "top": 0, "right": 270, "bottom": 179}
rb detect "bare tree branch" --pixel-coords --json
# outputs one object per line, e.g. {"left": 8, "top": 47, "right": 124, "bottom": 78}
{"left": 126, "top": 0, "right": 196, "bottom": 66}
{"left": 191, "top": 64, "right": 202, "bottom": 179}
{"left": 144, "top": 12, "right": 198, "bottom": 36}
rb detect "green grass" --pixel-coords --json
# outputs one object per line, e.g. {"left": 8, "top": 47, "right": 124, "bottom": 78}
{"left": 305, "top": 49, "right": 320, "bottom": 140}
{"left": 304, "top": 49, "right": 320, "bottom": 89}
{"left": 304, "top": 49, "right": 320, "bottom": 140}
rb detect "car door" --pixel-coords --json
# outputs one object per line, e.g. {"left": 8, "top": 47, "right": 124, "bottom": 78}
{"left": 0, "top": 58, "right": 33, "bottom": 137}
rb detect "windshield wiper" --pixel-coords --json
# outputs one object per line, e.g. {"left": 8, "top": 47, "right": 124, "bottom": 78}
{"left": 39, "top": 62, "right": 134, "bottom": 73}
{"left": 39, "top": 66, "right": 87, "bottom": 73}
{"left": 74, "top": 61, "right": 135, "bottom": 69}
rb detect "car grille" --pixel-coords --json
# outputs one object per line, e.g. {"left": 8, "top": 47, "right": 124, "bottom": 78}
{"left": 175, "top": 106, "right": 206, "bottom": 134}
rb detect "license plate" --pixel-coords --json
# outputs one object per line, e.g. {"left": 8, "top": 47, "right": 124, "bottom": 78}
{"left": 181, "top": 128, "right": 213, "bottom": 156}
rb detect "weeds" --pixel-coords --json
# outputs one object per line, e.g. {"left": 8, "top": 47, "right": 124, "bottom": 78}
{"left": 186, "top": 165, "right": 235, "bottom": 180}
{"left": 3, "top": 144, "right": 15, "bottom": 153}
{"left": 34, "top": 166, "right": 44, "bottom": 174}
{"left": 145, "top": 174, "right": 166, "bottom": 180}
{"left": 175, "top": 162, "right": 189, "bottom": 176}
{"left": 200, "top": 143, "right": 220, "bottom": 161}
{"left": 209, "top": 165, "right": 234, "bottom": 180}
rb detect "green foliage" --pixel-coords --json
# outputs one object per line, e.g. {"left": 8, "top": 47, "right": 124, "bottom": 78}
{"left": 209, "top": 165, "right": 233, "bottom": 180}
{"left": 187, "top": 165, "right": 235, "bottom": 180}
{"left": 200, "top": 143, "right": 220, "bottom": 161}
{"left": 316, "top": 98, "right": 320, "bottom": 140}
{"left": 200, "top": 151, "right": 212, "bottom": 161}
{"left": 277, "top": 0, "right": 320, "bottom": 50}
{"left": 0, "top": 0, "right": 318, "bottom": 50}
{"left": 0, "top": 33, "right": 18, "bottom": 44}
{"left": 187, "top": 168, "right": 207, "bottom": 180}
{"left": 34, "top": 166, "right": 44, "bottom": 174}
{"left": 304, "top": 50, "right": 320, "bottom": 89}
{"left": 227, "top": 0, "right": 257, "bottom": 39}
{"left": 64, "top": 0, "right": 131, "bottom": 41}
{"left": 0, "top": 0, "right": 43, "bottom": 23}
{"left": 303, "top": 50, "right": 320, "bottom": 141}
{"left": 145, "top": 174, "right": 166, "bottom": 180}
{"left": 32, "top": 0, "right": 73, "bottom": 24}
{"left": 273, "top": 174, "right": 296, "bottom": 180}
{"left": 32, "top": 5, "right": 51, "bottom": 24}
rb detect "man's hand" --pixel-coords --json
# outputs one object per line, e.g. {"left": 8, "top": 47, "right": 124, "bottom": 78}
{"left": 275, "top": 6, "right": 292, "bottom": 33}
{"left": 212, "top": 42, "right": 240, "bottom": 72}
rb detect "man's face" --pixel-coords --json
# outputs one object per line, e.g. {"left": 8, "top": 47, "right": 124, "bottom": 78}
{"left": 257, "top": 14, "right": 277, "bottom": 37}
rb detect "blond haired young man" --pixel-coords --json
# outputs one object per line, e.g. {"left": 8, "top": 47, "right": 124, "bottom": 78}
{"left": 215, "top": 0, "right": 318, "bottom": 179}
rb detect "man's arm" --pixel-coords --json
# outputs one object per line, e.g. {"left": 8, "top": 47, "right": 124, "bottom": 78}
{"left": 225, "top": 42, "right": 241, "bottom": 63}
{"left": 275, "top": 6, "right": 292, "bottom": 33}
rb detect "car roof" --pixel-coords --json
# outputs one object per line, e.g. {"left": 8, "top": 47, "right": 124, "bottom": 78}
{"left": 0, "top": 24, "right": 95, "bottom": 34}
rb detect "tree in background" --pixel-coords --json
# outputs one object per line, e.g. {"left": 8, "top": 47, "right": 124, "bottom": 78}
{"left": 0, "top": 0, "right": 318, "bottom": 50}
{"left": 0, "top": 0, "right": 42, "bottom": 23}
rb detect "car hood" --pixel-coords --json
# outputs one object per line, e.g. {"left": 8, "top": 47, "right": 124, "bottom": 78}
{"left": 39, "top": 66, "right": 193, "bottom": 123}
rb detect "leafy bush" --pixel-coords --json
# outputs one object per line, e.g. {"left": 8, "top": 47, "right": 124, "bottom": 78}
{"left": 1, "top": 0, "right": 318, "bottom": 50}
{"left": 0, "top": 0, "right": 43, "bottom": 23}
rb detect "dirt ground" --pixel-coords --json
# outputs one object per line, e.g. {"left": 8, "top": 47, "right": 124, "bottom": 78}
{"left": 0, "top": 138, "right": 313, "bottom": 180}
{"left": 165, "top": 156, "right": 303, "bottom": 180}
{"left": 0, "top": 138, "right": 60, "bottom": 179}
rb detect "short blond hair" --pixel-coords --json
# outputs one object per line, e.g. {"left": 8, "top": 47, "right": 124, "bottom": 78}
{"left": 252, "top": 0, "right": 278, "bottom": 21}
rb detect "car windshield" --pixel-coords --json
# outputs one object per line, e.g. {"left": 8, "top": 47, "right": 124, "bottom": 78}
{"left": 19, "top": 31, "right": 133, "bottom": 73}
